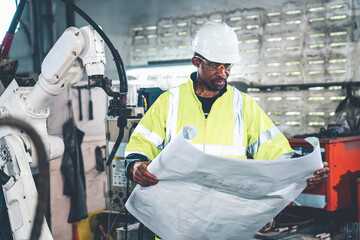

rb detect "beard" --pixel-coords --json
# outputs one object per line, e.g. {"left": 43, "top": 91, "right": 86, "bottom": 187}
{"left": 196, "top": 74, "right": 227, "bottom": 92}
{"left": 207, "top": 78, "right": 226, "bottom": 91}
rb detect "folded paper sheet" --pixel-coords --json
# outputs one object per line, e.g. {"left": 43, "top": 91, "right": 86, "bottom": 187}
{"left": 125, "top": 125, "right": 323, "bottom": 240}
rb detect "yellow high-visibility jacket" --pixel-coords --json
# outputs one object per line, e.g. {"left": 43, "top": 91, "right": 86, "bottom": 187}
{"left": 125, "top": 74, "right": 294, "bottom": 165}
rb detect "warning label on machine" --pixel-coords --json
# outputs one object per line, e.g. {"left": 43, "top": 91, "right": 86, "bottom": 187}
{"left": 112, "top": 158, "right": 127, "bottom": 187}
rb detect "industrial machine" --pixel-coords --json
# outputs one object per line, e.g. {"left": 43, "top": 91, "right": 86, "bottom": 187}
{"left": 105, "top": 108, "right": 143, "bottom": 211}
{"left": 0, "top": 24, "right": 107, "bottom": 239}
{"left": 290, "top": 136, "right": 360, "bottom": 213}
{"left": 104, "top": 87, "right": 166, "bottom": 212}
{"left": 251, "top": 135, "right": 360, "bottom": 239}
{"left": 258, "top": 136, "right": 360, "bottom": 238}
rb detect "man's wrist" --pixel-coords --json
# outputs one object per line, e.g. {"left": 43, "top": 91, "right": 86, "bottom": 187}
{"left": 125, "top": 154, "right": 150, "bottom": 180}
{"left": 128, "top": 161, "right": 136, "bottom": 176}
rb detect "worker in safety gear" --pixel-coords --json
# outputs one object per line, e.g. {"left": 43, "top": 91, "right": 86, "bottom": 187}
{"left": 125, "top": 22, "right": 329, "bottom": 188}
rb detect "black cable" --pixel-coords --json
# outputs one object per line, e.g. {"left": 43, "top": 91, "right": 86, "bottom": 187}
{"left": 138, "top": 222, "right": 144, "bottom": 240}
{"left": 58, "top": 0, "right": 128, "bottom": 94}
{"left": 106, "top": 123, "right": 124, "bottom": 166}
{"left": 0, "top": 117, "right": 49, "bottom": 240}
{"left": 65, "top": 0, "right": 75, "bottom": 27}
{"left": 59, "top": 0, "right": 131, "bottom": 173}
{"left": 106, "top": 199, "right": 114, "bottom": 240}
{"left": 107, "top": 162, "right": 113, "bottom": 213}
{"left": 0, "top": 188, "right": 9, "bottom": 240}
{"left": 128, "top": 122, "right": 138, "bottom": 141}
{"left": 106, "top": 205, "right": 126, "bottom": 240}
{"left": 125, "top": 178, "right": 131, "bottom": 240}
{"left": 30, "top": 0, "right": 42, "bottom": 73}
{"left": 0, "top": 170, "right": 11, "bottom": 186}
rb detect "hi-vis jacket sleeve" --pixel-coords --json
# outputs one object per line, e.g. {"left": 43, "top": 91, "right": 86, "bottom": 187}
{"left": 125, "top": 91, "right": 169, "bottom": 161}
{"left": 242, "top": 93, "right": 294, "bottom": 160}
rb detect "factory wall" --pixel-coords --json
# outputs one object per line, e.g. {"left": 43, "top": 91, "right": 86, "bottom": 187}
{"left": 5, "top": 0, "right": 360, "bottom": 239}
{"left": 10, "top": 0, "right": 291, "bottom": 75}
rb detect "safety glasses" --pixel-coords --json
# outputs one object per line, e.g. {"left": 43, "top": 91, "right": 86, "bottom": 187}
{"left": 196, "top": 56, "right": 232, "bottom": 71}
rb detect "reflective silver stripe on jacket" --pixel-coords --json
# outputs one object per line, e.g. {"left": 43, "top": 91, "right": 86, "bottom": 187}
{"left": 192, "top": 144, "right": 247, "bottom": 157}
{"left": 247, "top": 126, "right": 282, "bottom": 156}
{"left": 134, "top": 123, "right": 165, "bottom": 150}
{"left": 230, "top": 88, "right": 247, "bottom": 156}
{"left": 166, "top": 87, "right": 180, "bottom": 145}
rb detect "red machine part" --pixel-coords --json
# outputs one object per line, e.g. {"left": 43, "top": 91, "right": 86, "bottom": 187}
{"left": 0, "top": 0, "right": 26, "bottom": 59}
{"left": 357, "top": 178, "right": 360, "bottom": 221}
{"left": 289, "top": 136, "right": 360, "bottom": 212}
{"left": 0, "top": 32, "right": 15, "bottom": 59}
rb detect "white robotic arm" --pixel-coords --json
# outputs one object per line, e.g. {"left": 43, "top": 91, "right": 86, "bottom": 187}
{"left": 1, "top": 25, "right": 105, "bottom": 161}
{"left": 0, "top": 25, "right": 106, "bottom": 240}
{"left": 26, "top": 25, "right": 106, "bottom": 112}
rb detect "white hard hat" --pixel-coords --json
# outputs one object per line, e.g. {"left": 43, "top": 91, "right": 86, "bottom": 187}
{"left": 192, "top": 22, "right": 241, "bottom": 64}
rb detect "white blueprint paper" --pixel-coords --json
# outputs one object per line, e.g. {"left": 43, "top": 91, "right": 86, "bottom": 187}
{"left": 125, "top": 125, "right": 323, "bottom": 240}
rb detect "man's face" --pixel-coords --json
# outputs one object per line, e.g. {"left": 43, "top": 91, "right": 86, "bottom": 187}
{"left": 192, "top": 56, "right": 231, "bottom": 91}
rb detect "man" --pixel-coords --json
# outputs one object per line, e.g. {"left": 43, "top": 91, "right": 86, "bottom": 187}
{"left": 125, "top": 21, "right": 329, "bottom": 188}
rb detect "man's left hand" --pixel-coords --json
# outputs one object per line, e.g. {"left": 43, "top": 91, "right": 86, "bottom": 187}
{"left": 307, "top": 162, "right": 329, "bottom": 186}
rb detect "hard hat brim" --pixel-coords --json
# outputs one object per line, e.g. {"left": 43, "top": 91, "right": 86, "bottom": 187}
{"left": 194, "top": 48, "right": 241, "bottom": 64}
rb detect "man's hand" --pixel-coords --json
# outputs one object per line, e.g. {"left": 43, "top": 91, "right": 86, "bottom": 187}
{"left": 307, "top": 162, "right": 329, "bottom": 186}
{"left": 130, "top": 161, "right": 159, "bottom": 187}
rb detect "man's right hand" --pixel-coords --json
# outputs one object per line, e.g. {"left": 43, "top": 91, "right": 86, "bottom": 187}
{"left": 130, "top": 161, "right": 159, "bottom": 187}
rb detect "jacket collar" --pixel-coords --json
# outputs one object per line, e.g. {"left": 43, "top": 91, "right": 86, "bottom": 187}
{"left": 189, "top": 71, "right": 228, "bottom": 98}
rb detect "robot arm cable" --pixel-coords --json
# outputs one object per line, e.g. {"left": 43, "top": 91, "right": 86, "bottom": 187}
{"left": 58, "top": 0, "right": 132, "bottom": 168}
{"left": 59, "top": 0, "right": 128, "bottom": 95}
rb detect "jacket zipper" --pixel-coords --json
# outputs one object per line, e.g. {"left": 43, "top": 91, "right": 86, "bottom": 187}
{"left": 194, "top": 93, "right": 207, "bottom": 153}
{"left": 203, "top": 95, "right": 223, "bottom": 153}
{"left": 203, "top": 118, "right": 207, "bottom": 152}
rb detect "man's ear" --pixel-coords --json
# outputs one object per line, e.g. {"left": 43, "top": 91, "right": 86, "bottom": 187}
{"left": 192, "top": 57, "right": 200, "bottom": 68}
